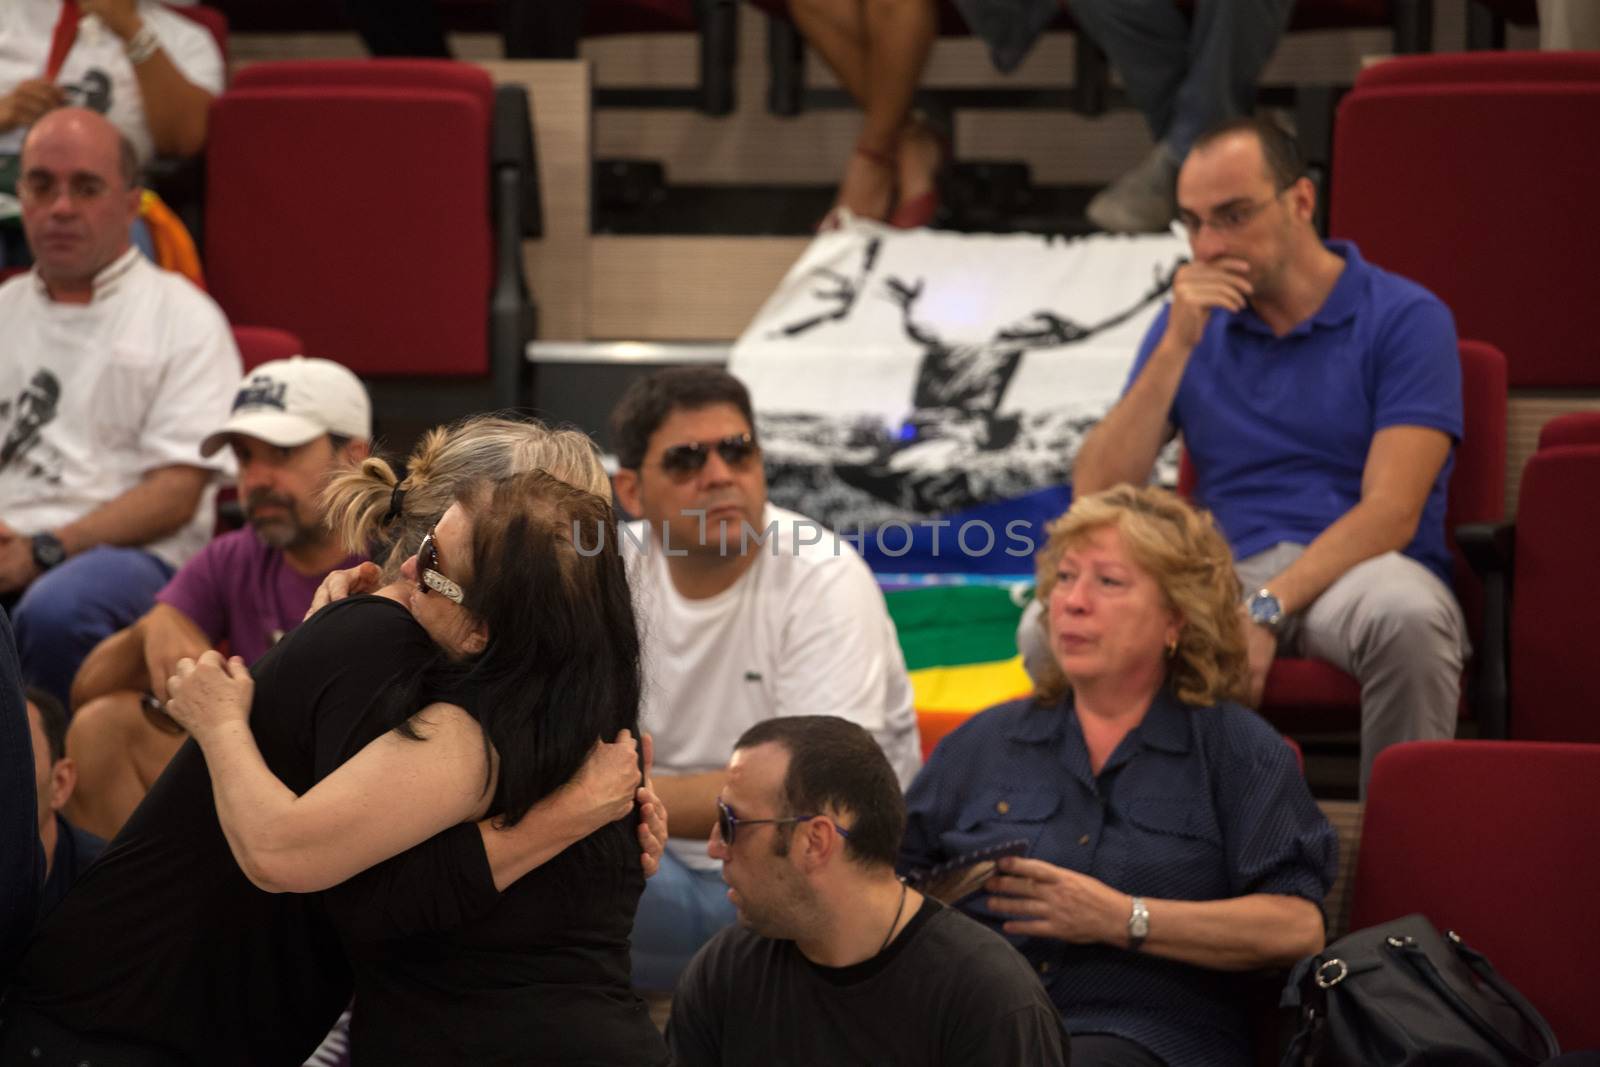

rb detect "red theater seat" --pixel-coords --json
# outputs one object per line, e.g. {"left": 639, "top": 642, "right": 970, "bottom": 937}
{"left": 204, "top": 61, "right": 533, "bottom": 406}
{"left": 1349, "top": 741, "right": 1600, "bottom": 1052}
{"left": 1331, "top": 56, "right": 1600, "bottom": 388}
{"left": 231, "top": 326, "right": 306, "bottom": 372}
{"left": 1505, "top": 443, "right": 1600, "bottom": 741}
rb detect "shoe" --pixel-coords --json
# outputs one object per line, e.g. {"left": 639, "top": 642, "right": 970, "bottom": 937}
{"left": 1085, "top": 144, "right": 1180, "bottom": 234}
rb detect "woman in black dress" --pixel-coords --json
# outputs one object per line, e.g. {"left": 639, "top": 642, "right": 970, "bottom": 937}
{"left": 167, "top": 464, "right": 670, "bottom": 1065}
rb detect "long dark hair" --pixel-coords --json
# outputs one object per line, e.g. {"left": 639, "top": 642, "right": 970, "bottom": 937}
{"left": 395, "top": 468, "right": 642, "bottom": 827}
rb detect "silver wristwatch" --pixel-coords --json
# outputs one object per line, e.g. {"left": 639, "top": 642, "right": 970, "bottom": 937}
{"left": 1127, "top": 896, "right": 1150, "bottom": 951}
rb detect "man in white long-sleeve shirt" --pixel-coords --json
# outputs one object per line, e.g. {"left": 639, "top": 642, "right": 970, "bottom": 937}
{"left": 609, "top": 367, "right": 921, "bottom": 992}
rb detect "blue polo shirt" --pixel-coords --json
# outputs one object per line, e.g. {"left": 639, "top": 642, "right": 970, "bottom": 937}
{"left": 900, "top": 692, "right": 1338, "bottom": 1066}
{"left": 1125, "top": 241, "right": 1462, "bottom": 585}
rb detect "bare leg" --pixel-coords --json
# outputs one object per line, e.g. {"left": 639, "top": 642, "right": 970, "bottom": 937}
{"left": 65, "top": 691, "right": 188, "bottom": 840}
{"left": 790, "top": 0, "right": 937, "bottom": 220}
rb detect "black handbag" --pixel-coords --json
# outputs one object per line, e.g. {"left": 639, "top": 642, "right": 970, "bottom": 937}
{"left": 1279, "top": 913, "right": 1560, "bottom": 1066}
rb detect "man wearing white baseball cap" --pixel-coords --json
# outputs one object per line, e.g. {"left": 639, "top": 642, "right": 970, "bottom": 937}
{"left": 63, "top": 356, "right": 373, "bottom": 839}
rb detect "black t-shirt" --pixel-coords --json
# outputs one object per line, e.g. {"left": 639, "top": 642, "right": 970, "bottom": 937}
{"left": 325, "top": 668, "right": 668, "bottom": 1064}
{"left": 668, "top": 895, "right": 1068, "bottom": 1067}
{"left": 7, "top": 596, "right": 489, "bottom": 1066}
{"left": 35, "top": 816, "right": 106, "bottom": 921}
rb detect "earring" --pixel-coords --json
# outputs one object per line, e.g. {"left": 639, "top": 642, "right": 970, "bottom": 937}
{"left": 1165, "top": 635, "right": 1179, "bottom": 659}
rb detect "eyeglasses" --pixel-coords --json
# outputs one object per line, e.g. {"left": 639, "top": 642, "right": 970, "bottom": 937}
{"left": 416, "top": 527, "right": 465, "bottom": 604}
{"left": 1177, "top": 189, "right": 1286, "bottom": 238}
{"left": 715, "top": 797, "right": 851, "bottom": 847}
{"left": 659, "top": 433, "right": 760, "bottom": 480}
{"left": 18, "top": 172, "right": 114, "bottom": 205}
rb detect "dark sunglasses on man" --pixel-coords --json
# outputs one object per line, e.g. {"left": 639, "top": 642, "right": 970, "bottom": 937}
{"left": 715, "top": 797, "right": 851, "bottom": 847}
{"left": 659, "top": 433, "right": 760, "bottom": 479}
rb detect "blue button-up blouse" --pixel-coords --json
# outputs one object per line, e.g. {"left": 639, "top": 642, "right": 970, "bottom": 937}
{"left": 899, "top": 691, "right": 1339, "bottom": 1067}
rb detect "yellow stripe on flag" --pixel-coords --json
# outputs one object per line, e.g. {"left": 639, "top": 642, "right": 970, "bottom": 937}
{"left": 910, "top": 656, "right": 1032, "bottom": 716}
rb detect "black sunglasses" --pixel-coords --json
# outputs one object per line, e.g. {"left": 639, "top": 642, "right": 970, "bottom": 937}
{"left": 416, "top": 527, "right": 464, "bottom": 604}
{"left": 659, "top": 433, "right": 759, "bottom": 479}
{"left": 715, "top": 797, "right": 851, "bottom": 847}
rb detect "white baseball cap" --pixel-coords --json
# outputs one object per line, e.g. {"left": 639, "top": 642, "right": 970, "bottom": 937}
{"left": 200, "top": 356, "right": 372, "bottom": 458}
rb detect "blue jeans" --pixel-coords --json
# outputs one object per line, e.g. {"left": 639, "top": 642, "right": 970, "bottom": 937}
{"left": 630, "top": 849, "right": 736, "bottom": 992}
{"left": 9, "top": 546, "right": 174, "bottom": 708}
{"left": 1068, "top": 0, "right": 1295, "bottom": 157}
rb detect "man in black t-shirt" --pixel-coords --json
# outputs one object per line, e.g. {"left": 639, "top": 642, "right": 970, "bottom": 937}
{"left": 668, "top": 716, "right": 1066, "bottom": 1067}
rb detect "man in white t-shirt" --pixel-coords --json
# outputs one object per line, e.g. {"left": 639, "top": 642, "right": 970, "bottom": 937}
{"left": 609, "top": 366, "right": 922, "bottom": 991}
{"left": 0, "top": 107, "right": 240, "bottom": 705}
{"left": 0, "top": 0, "right": 223, "bottom": 163}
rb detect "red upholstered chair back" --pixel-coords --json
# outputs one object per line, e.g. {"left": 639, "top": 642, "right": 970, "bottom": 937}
{"left": 1354, "top": 49, "right": 1599, "bottom": 90}
{"left": 1535, "top": 410, "right": 1600, "bottom": 451}
{"left": 1508, "top": 443, "right": 1600, "bottom": 741}
{"left": 1330, "top": 72, "right": 1600, "bottom": 388}
{"left": 1349, "top": 741, "right": 1600, "bottom": 1050}
{"left": 205, "top": 61, "right": 493, "bottom": 378}
{"left": 231, "top": 325, "right": 305, "bottom": 372}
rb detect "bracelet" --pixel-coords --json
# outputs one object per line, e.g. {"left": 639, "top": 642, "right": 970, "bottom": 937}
{"left": 124, "top": 24, "right": 161, "bottom": 65}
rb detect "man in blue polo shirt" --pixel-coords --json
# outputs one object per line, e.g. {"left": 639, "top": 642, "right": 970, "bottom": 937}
{"left": 1045, "top": 116, "right": 1466, "bottom": 793}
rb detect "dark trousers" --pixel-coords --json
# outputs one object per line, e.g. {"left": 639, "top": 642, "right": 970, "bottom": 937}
{"left": 1068, "top": 0, "right": 1296, "bottom": 157}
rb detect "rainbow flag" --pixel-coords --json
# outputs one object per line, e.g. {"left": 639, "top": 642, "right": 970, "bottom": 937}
{"left": 884, "top": 581, "right": 1036, "bottom": 753}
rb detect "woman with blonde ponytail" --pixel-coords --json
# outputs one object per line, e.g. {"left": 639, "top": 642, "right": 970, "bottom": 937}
{"left": 161, "top": 415, "right": 672, "bottom": 1065}
{"left": 2, "top": 415, "right": 667, "bottom": 1067}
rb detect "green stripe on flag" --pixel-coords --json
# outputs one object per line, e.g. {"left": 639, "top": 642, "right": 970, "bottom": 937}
{"left": 886, "top": 585, "right": 1030, "bottom": 672}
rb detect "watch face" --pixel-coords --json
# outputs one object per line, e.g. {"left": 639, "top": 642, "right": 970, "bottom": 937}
{"left": 1249, "top": 592, "right": 1283, "bottom": 627}
{"left": 32, "top": 535, "right": 66, "bottom": 568}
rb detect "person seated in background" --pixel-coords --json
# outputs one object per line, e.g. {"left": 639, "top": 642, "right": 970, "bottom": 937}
{"left": 0, "top": 107, "right": 240, "bottom": 707}
{"left": 0, "top": 0, "right": 222, "bottom": 162}
{"left": 608, "top": 367, "right": 922, "bottom": 991}
{"left": 24, "top": 688, "right": 103, "bottom": 919}
{"left": 1070, "top": 0, "right": 1294, "bottom": 233}
{"left": 669, "top": 715, "right": 1066, "bottom": 1067}
{"left": 63, "top": 357, "right": 371, "bottom": 841}
{"left": 1040, "top": 117, "right": 1467, "bottom": 794}
{"left": 786, "top": 0, "right": 944, "bottom": 227}
{"left": 905, "top": 485, "right": 1337, "bottom": 1067}
{"left": 0, "top": 0, "right": 223, "bottom": 266}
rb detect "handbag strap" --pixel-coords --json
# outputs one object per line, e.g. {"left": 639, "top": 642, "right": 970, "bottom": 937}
{"left": 1445, "top": 934, "right": 1562, "bottom": 1060}
{"left": 1389, "top": 937, "right": 1556, "bottom": 1065}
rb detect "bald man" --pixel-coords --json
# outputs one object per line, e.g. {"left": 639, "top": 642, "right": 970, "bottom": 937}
{"left": 0, "top": 107, "right": 240, "bottom": 706}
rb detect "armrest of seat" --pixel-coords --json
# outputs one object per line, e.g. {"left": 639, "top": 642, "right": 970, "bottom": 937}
{"left": 1391, "top": 0, "right": 1435, "bottom": 53}
{"left": 1456, "top": 520, "right": 1514, "bottom": 739}
{"left": 490, "top": 84, "right": 538, "bottom": 410}
{"left": 695, "top": 0, "right": 738, "bottom": 116}
{"left": 493, "top": 85, "right": 541, "bottom": 240}
{"left": 1456, "top": 520, "right": 1514, "bottom": 577}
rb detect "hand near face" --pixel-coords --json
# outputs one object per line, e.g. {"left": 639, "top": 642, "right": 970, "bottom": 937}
{"left": 1241, "top": 611, "right": 1278, "bottom": 708}
{"left": 0, "top": 79, "right": 65, "bottom": 134}
{"left": 984, "top": 856, "right": 1129, "bottom": 946}
{"left": 304, "top": 561, "right": 383, "bottom": 621}
{"left": 1164, "top": 257, "right": 1253, "bottom": 351}
{"left": 164, "top": 651, "right": 254, "bottom": 739}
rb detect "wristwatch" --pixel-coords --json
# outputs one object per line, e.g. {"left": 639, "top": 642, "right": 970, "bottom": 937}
{"left": 31, "top": 532, "right": 66, "bottom": 572}
{"left": 1127, "top": 896, "right": 1150, "bottom": 951}
{"left": 1246, "top": 588, "right": 1285, "bottom": 634}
